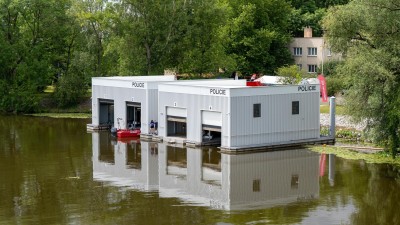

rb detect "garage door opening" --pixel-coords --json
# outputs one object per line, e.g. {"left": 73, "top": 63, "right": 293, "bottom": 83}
{"left": 202, "top": 111, "right": 222, "bottom": 146}
{"left": 167, "top": 116, "right": 187, "bottom": 137}
{"left": 126, "top": 102, "right": 141, "bottom": 129}
{"left": 166, "top": 107, "right": 187, "bottom": 138}
{"left": 99, "top": 99, "right": 114, "bottom": 128}
{"left": 202, "top": 126, "right": 221, "bottom": 145}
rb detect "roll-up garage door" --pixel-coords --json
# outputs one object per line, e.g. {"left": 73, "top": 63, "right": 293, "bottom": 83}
{"left": 166, "top": 107, "right": 187, "bottom": 122}
{"left": 99, "top": 99, "right": 114, "bottom": 104}
{"left": 126, "top": 102, "right": 141, "bottom": 107}
{"left": 202, "top": 111, "right": 222, "bottom": 132}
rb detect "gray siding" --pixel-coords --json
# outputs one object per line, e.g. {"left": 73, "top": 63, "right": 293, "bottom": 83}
{"left": 158, "top": 92, "right": 230, "bottom": 145}
{"left": 230, "top": 92, "right": 320, "bottom": 148}
{"left": 92, "top": 85, "right": 150, "bottom": 133}
{"left": 146, "top": 89, "right": 159, "bottom": 132}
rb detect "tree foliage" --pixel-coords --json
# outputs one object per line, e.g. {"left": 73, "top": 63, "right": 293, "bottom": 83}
{"left": 0, "top": 0, "right": 75, "bottom": 112}
{"left": 275, "top": 65, "right": 307, "bottom": 85}
{"left": 323, "top": 0, "right": 400, "bottom": 156}
{"left": 221, "top": 0, "right": 293, "bottom": 75}
{"left": 288, "top": 0, "right": 349, "bottom": 37}
{"left": 0, "top": 0, "right": 354, "bottom": 113}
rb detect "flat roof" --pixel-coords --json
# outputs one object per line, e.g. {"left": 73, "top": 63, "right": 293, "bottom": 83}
{"left": 163, "top": 79, "right": 247, "bottom": 88}
{"left": 159, "top": 79, "right": 319, "bottom": 97}
{"left": 92, "top": 75, "right": 176, "bottom": 90}
{"left": 93, "top": 75, "right": 176, "bottom": 82}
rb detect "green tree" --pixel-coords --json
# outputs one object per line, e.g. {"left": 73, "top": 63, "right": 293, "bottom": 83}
{"left": 109, "top": 0, "right": 189, "bottom": 75}
{"left": 275, "top": 65, "right": 307, "bottom": 85}
{"left": 177, "top": 0, "right": 231, "bottom": 75}
{"left": 222, "top": 0, "right": 293, "bottom": 75}
{"left": 0, "top": 0, "right": 76, "bottom": 112}
{"left": 288, "top": 0, "right": 349, "bottom": 37}
{"left": 323, "top": 0, "right": 400, "bottom": 156}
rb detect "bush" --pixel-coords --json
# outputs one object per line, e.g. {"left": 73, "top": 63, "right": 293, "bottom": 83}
{"left": 275, "top": 65, "right": 309, "bottom": 84}
{"left": 0, "top": 81, "right": 40, "bottom": 113}
{"left": 54, "top": 73, "right": 87, "bottom": 108}
{"left": 325, "top": 76, "right": 346, "bottom": 96}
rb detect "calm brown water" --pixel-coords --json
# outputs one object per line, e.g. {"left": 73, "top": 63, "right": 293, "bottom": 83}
{"left": 1, "top": 115, "right": 400, "bottom": 225}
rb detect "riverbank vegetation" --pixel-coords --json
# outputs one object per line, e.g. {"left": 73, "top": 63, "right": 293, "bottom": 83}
{"left": 310, "top": 145, "right": 400, "bottom": 166}
{"left": 29, "top": 113, "right": 91, "bottom": 119}
{"left": 320, "top": 105, "right": 345, "bottom": 115}
{"left": 323, "top": 0, "right": 400, "bottom": 157}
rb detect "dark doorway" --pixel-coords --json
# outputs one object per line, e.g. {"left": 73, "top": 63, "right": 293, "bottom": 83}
{"left": 202, "top": 125, "right": 222, "bottom": 146}
{"left": 99, "top": 99, "right": 114, "bottom": 127}
{"left": 166, "top": 116, "right": 187, "bottom": 137}
{"left": 126, "top": 102, "right": 141, "bottom": 129}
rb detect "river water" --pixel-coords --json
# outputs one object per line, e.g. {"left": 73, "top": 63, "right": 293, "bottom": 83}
{"left": 1, "top": 115, "right": 400, "bottom": 225}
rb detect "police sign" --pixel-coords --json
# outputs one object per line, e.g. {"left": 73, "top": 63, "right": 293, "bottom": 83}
{"left": 132, "top": 82, "right": 145, "bottom": 88}
{"left": 210, "top": 88, "right": 226, "bottom": 95}
{"left": 298, "top": 85, "right": 316, "bottom": 92}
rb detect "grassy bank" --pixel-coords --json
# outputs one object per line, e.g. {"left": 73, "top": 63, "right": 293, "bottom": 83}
{"left": 320, "top": 105, "right": 345, "bottom": 115}
{"left": 28, "top": 113, "right": 91, "bottom": 119}
{"left": 29, "top": 87, "right": 92, "bottom": 118}
{"left": 309, "top": 145, "right": 400, "bottom": 165}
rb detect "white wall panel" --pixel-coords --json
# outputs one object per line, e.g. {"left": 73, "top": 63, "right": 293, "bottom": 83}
{"left": 92, "top": 85, "right": 149, "bottom": 132}
{"left": 159, "top": 92, "right": 229, "bottom": 144}
{"left": 229, "top": 92, "right": 320, "bottom": 148}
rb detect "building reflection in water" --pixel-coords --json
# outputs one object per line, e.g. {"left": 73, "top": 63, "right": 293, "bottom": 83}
{"left": 92, "top": 132, "right": 159, "bottom": 191}
{"left": 92, "top": 133, "right": 328, "bottom": 210}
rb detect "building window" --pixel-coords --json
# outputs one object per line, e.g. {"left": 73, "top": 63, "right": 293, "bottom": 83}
{"left": 293, "top": 47, "right": 302, "bottom": 56}
{"left": 308, "top": 47, "right": 317, "bottom": 56}
{"left": 291, "top": 175, "right": 299, "bottom": 189}
{"left": 292, "top": 101, "right": 299, "bottom": 115}
{"left": 297, "top": 64, "right": 302, "bottom": 70}
{"left": 253, "top": 103, "right": 261, "bottom": 118}
{"left": 253, "top": 179, "right": 261, "bottom": 192}
{"left": 308, "top": 64, "right": 317, "bottom": 73}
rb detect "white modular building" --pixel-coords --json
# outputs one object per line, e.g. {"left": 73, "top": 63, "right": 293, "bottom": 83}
{"left": 91, "top": 75, "right": 176, "bottom": 134}
{"left": 157, "top": 80, "right": 321, "bottom": 150}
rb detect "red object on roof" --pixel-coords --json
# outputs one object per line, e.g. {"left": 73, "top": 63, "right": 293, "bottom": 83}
{"left": 246, "top": 81, "right": 262, "bottom": 86}
{"left": 117, "top": 129, "right": 141, "bottom": 138}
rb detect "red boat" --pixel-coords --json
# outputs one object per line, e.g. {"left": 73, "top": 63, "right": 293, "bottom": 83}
{"left": 117, "top": 129, "right": 141, "bottom": 138}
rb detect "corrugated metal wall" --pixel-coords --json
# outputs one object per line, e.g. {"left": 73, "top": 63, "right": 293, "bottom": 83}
{"left": 146, "top": 89, "right": 159, "bottom": 133}
{"left": 158, "top": 92, "right": 230, "bottom": 145}
{"left": 159, "top": 90, "right": 319, "bottom": 148}
{"left": 92, "top": 85, "right": 151, "bottom": 133}
{"left": 230, "top": 92, "right": 320, "bottom": 147}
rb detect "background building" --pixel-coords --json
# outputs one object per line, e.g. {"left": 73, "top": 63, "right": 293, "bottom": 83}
{"left": 289, "top": 27, "right": 341, "bottom": 73}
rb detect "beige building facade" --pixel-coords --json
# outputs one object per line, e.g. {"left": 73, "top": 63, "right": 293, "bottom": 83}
{"left": 289, "top": 28, "right": 341, "bottom": 74}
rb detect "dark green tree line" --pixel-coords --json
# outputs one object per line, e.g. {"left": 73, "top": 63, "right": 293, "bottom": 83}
{"left": 0, "top": 0, "right": 78, "bottom": 111}
{"left": 0, "top": 0, "right": 350, "bottom": 112}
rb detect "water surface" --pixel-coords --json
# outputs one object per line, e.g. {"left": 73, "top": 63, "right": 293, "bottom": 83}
{"left": 1, "top": 115, "right": 400, "bottom": 225}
